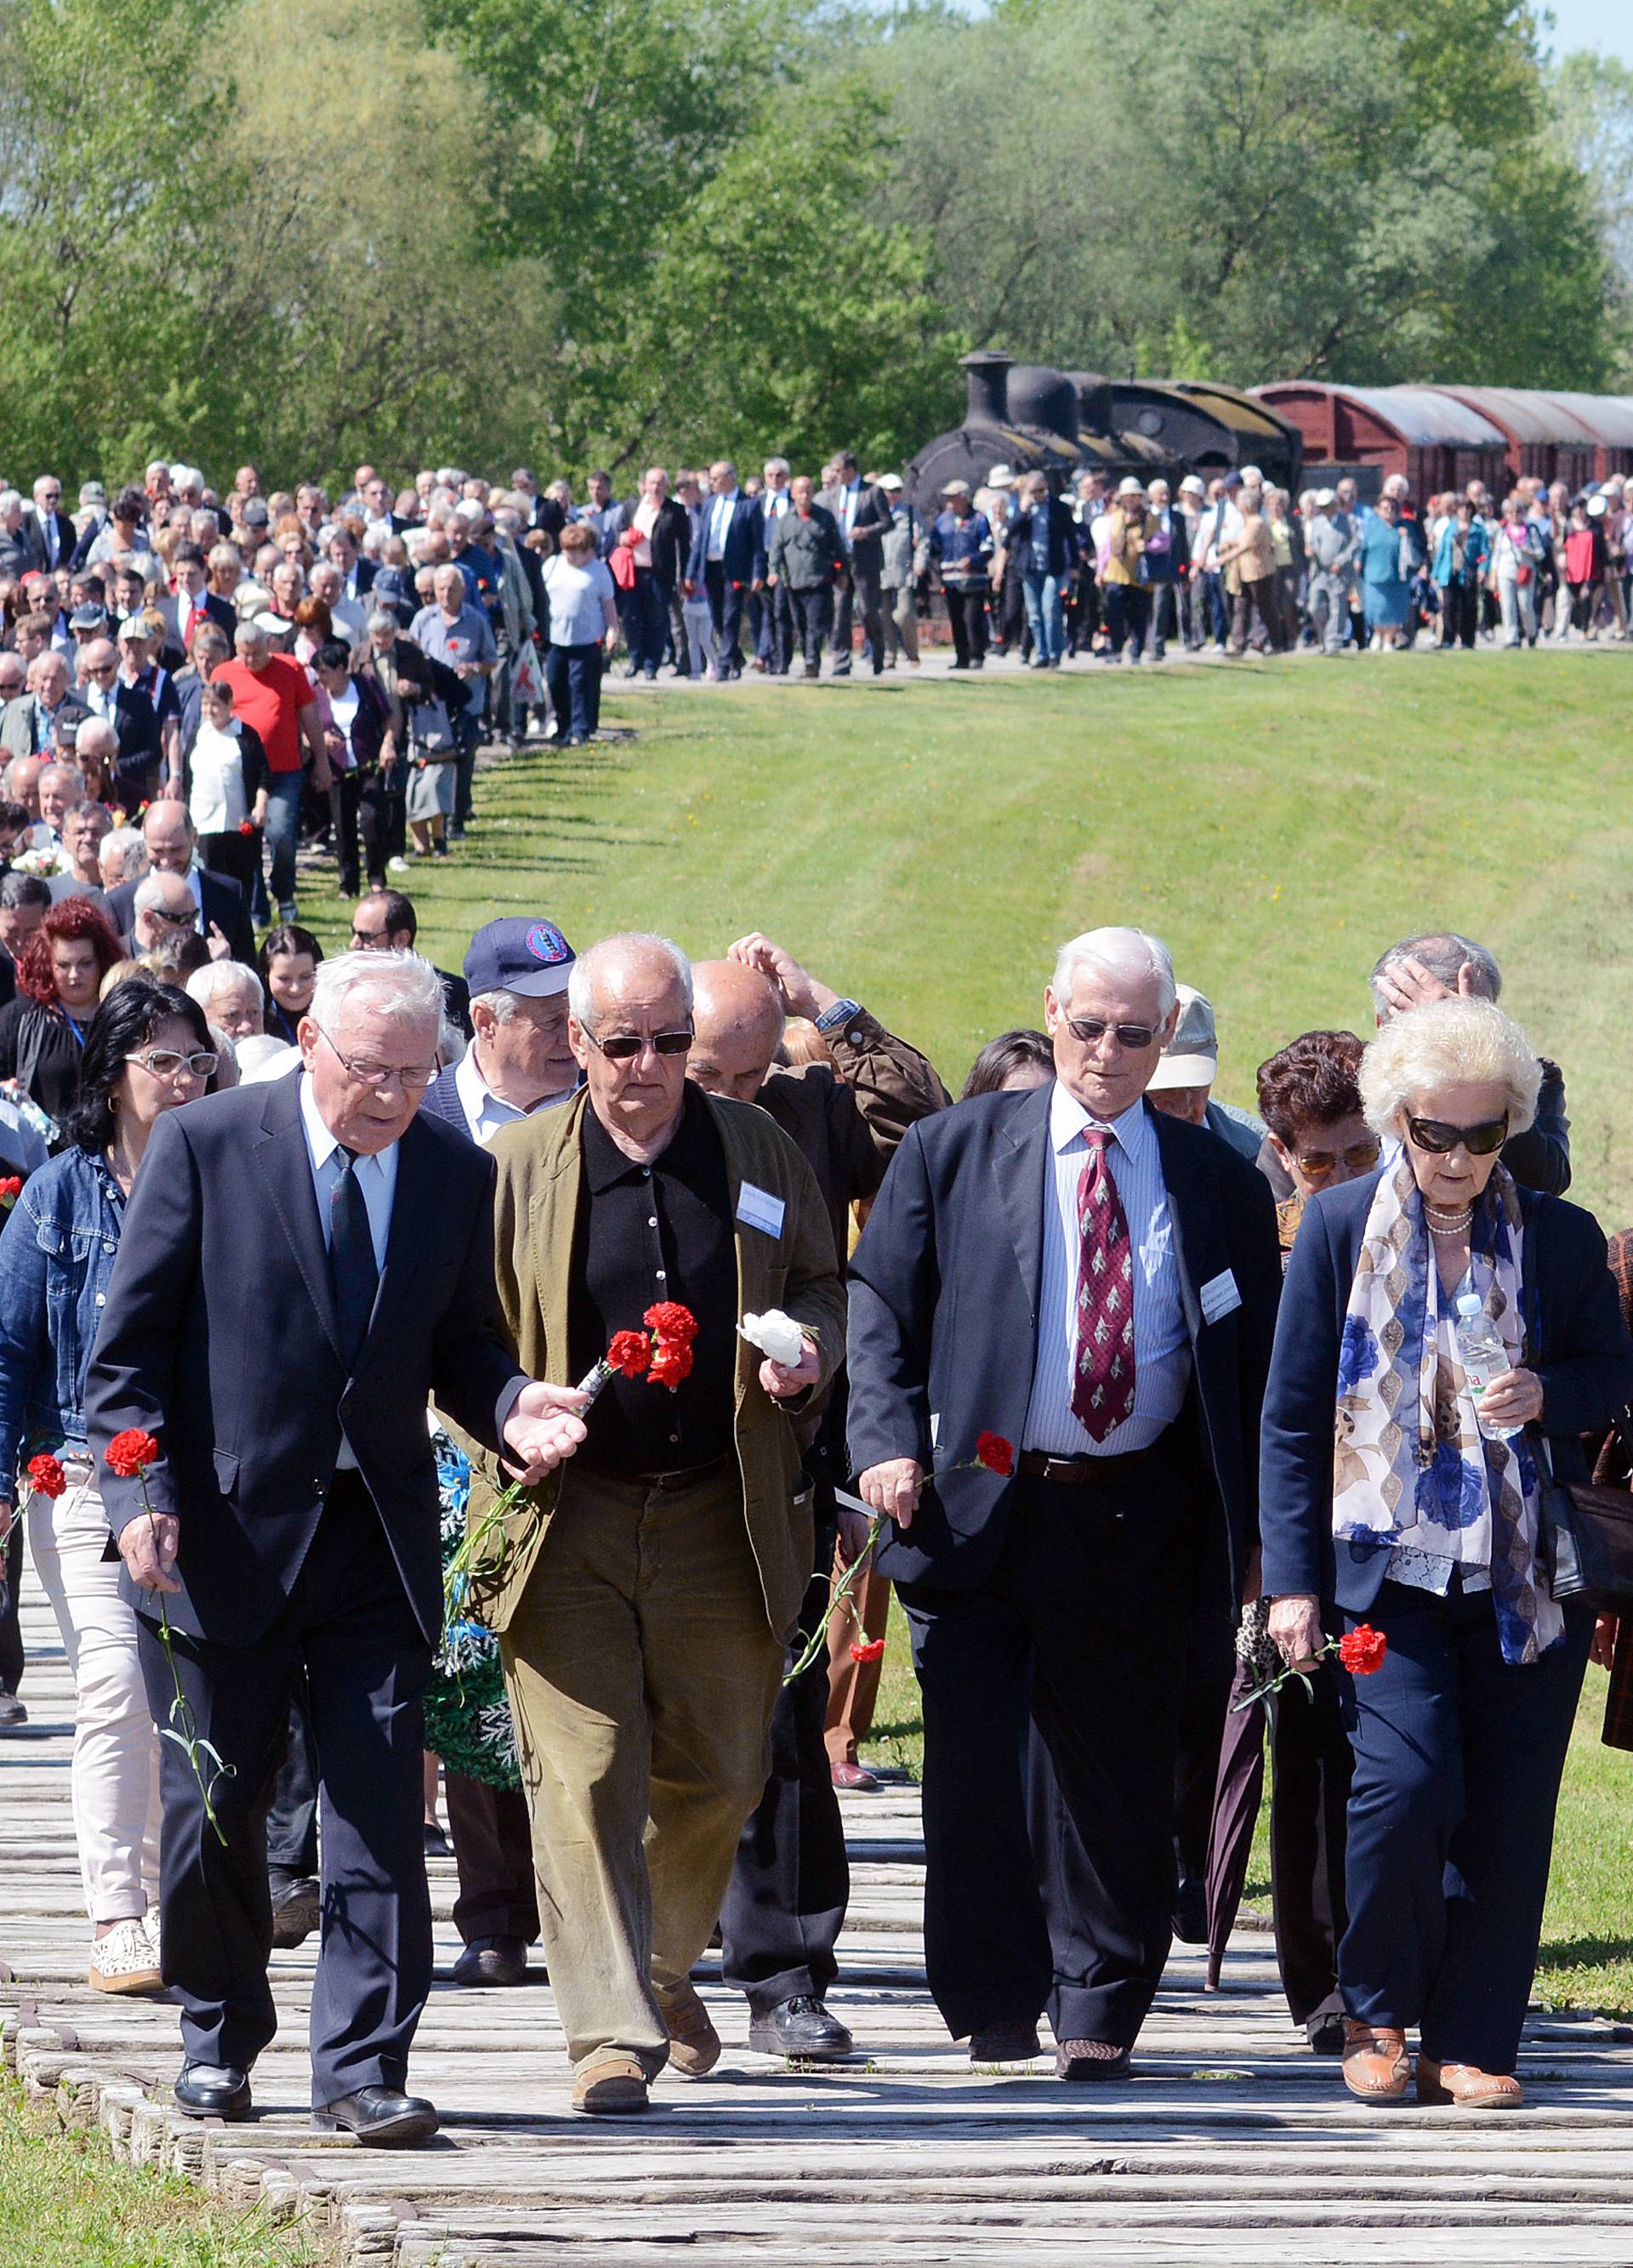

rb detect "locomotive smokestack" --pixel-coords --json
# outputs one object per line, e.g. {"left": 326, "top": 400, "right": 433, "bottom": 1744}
{"left": 961, "top": 350, "right": 1013, "bottom": 427}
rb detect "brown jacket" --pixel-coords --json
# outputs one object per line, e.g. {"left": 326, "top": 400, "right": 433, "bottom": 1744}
{"left": 754, "top": 1009, "right": 950, "bottom": 1265}
{"left": 458, "top": 1085, "right": 846, "bottom": 1639}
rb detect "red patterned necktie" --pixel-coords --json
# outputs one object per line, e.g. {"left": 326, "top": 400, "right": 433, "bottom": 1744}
{"left": 1071, "top": 1128, "right": 1137, "bottom": 1441}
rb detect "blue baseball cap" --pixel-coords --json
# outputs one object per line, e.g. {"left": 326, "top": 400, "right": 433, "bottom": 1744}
{"left": 464, "top": 916, "right": 575, "bottom": 1000}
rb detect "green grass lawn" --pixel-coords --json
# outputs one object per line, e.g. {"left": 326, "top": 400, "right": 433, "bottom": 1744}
{"left": 0, "top": 2078, "right": 321, "bottom": 2268}
{"left": 296, "top": 648, "right": 1633, "bottom": 2011}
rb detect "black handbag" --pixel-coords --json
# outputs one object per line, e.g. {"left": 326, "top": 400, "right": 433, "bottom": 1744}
{"left": 1534, "top": 1421, "right": 1633, "bottom": 1610}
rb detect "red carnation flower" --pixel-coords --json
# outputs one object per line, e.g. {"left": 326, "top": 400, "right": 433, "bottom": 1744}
{"left": 976, "top": 1430, "right": 1015, "bottom": 1477}
{"left": 105, "top": 1429, "right": 160, "bottom": 1478}
{"left": 607, "top": 1329, "right": 651, "bottom": 1378}
{"left": 237, "top": 820, "right": 255, "bottom": 837}
{"left": 1337, "top": 1624, "right": 1387, "bottom": 1676}
{"left": 649, "top": 1340, "right": 694, "bottom": 1390}
{"left": 644, "top": 1301, "right": 697, "bottom": 1345}
{"left": 27, "top": 1452, "right": 68, "bottom": 1500}
{"left": 849, "top": 1637, "right": 885, "bottom": 1663}
{"left": 0, "top": 1176, "right": 22, "bottom": 1209}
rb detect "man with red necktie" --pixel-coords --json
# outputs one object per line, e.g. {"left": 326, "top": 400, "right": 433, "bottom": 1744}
{"left": 847, "top": 925, "right": 1281, "bottom": 2080}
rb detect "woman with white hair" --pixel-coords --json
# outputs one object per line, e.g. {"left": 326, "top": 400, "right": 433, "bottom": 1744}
{"left": 1260, "top": 997, "right": 1632, "bottom": 2110}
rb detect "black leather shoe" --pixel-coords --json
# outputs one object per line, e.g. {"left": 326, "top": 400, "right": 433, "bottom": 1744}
{"left": 270, "top": 1876, "right": 320, "bottom": 1949}
{"left": 1170, "top": 1881, "right": 1209, "bottom": 1945}
{"left": 311, "top": 2086, "right": 439, "bottom": 2146}
{"left": 452, "top": 1935, "right": 531, "bottom": 1988}
{"left": 174, "top": 2061, "right": 252, "bottom": 2119}
{"left": 1056, "top": 2038, "right": 1133, "bottom": 2082}
{"left": 1306, "top": 2011, "right": 1348, "bottom": 2056}
{"left": 748, "top": 1995, "right": 854, "bottom": 2061}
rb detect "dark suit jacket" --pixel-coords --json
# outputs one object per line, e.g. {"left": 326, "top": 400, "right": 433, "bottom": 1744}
{"left": 616, "top": 496, "right": 691, "bottom": 590}
{"left": 1005, "top": 496, "right": 1083, "bottom": 581}
{"left": 847, "top": 1083, "right": 1282, "bottom": 1599}
{"left": 822, "top": 482, "right": 894, "bottom": 574}
{"left": 156, "top": 588, "right": 236, "bottom": 665}
{"left": 1259, "top": 1169, "right": 1633, "bottom": 1616}
{"left": 107, "top": 865, "right": 255, "bottom": 967}
{"left": 84, "top": 1071, "right": 522, "bottom": 1648}
{"left": 686, "top": 494, "right": 765, "bottom": 588}
{"left": 20, "top": 510, "right": 77, "bottom": 577}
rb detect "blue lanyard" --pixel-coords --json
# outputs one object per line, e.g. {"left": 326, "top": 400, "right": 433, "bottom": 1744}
{"left": 61, "top": 1012, "right": 88, "bottom": 1050}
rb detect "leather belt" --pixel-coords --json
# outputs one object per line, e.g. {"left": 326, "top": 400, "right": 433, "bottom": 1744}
{"left": 620, "top": 1453, "right": 731, "bottom": 1495}
{"left": 1017, "top": 1441, "right": 1166, "bottom": 1486}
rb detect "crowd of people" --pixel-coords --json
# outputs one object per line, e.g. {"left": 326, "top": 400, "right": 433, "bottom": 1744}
{"left": 2, "top": 862, "right": 1630, "bottom": 2140}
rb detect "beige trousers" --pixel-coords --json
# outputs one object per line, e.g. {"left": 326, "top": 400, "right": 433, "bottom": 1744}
{"left": 501, "top": 1462, "right": 782, "bottom": 2077}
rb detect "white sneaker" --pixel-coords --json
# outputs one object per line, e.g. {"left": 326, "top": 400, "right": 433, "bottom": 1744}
{"left": 88, "top": 1916, "right": 164, "bottom": 1995}
{"left": 387, "top": 856, "right": 410, "bottom": 874}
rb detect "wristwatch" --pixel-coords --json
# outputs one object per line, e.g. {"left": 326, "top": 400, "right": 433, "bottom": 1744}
{"left": 813, "top": 998, "right": 862, "bottom": 1037}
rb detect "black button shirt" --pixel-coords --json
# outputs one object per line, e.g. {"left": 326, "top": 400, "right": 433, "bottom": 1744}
{"left": 569, "top": 1085, "right": 739, "bottom": 1475}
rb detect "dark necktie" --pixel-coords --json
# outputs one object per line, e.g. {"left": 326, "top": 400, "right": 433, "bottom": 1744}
{"left": 329, "top": 1146, "right": 379, "bottom": 1369}
{"left": 1070, "top": 1130, "right": 1137, "bottom": 1442}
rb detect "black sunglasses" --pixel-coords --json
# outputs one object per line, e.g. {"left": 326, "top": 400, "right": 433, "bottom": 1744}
{"left": 1066, "top": 1017, "right": 1157, "bottom": 1050}
{"left": 1406, "top": 1113, "right": 1508, "bottom": 1157}
{"left": 585, "top": 1026, "right": 693, "bottom": 1062}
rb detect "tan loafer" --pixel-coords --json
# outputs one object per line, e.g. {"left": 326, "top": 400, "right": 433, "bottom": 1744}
{"left": 655, "top": 1979, "right": 721, "bottom": 2077}
{"left": 572, "top": 2055, "right": 651, "bottom": 2115}
{"left": 1341, "top": 2018, "right": 1410, "bottom": 2100}
{"left": 1418, "top": 2057, "right": 1523, "bottom": 2109}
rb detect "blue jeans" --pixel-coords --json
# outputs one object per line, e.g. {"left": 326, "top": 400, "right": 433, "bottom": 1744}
{"left": 259, "top": 770, "right": 304, "bottom": 918}
{"left": 1021, "top": 572, "right": 1065, "bottom": 662}
{"left": 546, "top": 643, "right": 604, "bottom": 740}
{"left": 1338, "top": 1577, "right": 1590, "bottom": 2073}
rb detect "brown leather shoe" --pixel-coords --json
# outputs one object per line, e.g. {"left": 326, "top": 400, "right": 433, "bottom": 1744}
{"left": 656, "top": 1980, "right": 721, "bottom": 2077}
{"left": 1341, "top": 2019, "right": 1410, "bottom": 2100}
{"left": 572, "top": 2056, "right": 650, "bottom": 2115}
{"left": 1418, "top": 2057, "right": 1523, "bottom": 2109}
{"left": 830, "top": 1759, "right": 879, "bottom": 1792}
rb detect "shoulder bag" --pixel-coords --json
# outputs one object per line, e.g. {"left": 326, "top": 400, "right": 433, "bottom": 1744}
{"left": 1534, "top": 1420, "right": 1633, "bottom": 1609}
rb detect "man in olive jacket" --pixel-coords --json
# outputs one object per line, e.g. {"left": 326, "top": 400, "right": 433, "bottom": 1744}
{"left": 469, "top": 933, "right": 845, "bottom": 2117}
{"left": 766, "top": 476, "right": 846, "bottom": 678}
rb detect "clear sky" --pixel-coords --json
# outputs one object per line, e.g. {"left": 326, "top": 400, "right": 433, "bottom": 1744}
{"left": 1539, "top": 0, "right": 1633, "bottom": 65}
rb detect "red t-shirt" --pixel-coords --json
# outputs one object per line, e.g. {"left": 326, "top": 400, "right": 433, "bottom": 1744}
{"left": 213, "top": 654, "right": 315, "bottom": 775}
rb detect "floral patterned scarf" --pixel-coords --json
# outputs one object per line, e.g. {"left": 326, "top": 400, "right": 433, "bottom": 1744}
{"left": 1331, "top": 1151, "right": 1562, "bottom": 1665}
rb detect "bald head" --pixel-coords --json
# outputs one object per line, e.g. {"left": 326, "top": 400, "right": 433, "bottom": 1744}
{"left": 689, "top": 960, "right": 786, "bottom": 1102}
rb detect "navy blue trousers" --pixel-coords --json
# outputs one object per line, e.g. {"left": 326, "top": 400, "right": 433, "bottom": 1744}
{"left": 1339, "top": 1577, "right": 1590, "bottom": 2073}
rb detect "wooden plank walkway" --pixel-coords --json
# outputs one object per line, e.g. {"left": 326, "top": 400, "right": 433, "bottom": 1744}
{"left": 5, "top": 1566, "right": 1633, "bottom": 2265}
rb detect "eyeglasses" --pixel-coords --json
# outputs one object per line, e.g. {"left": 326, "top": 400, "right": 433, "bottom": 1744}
{"left": 349, "top": 928, "right": 388, "bottom": 946}
{"left": 1065, "top": 1018, "right": 1158, "bottom": 1050}
{"left": 145, "top": 907, "right": 196, "bottom": 929}
{"left": 128, "top": 1048, "right": 218, "bottom": 1080}
{"left": 1406, "top": 1113, "right": 1509, "bottom": 1157}
{"left": 316, "top": 1025, "right": 436, "bottom": 1091}
{"left": 88, "top": 662, "right": 117, "bottom": 677}
{"left": 1294, "top": 1138, "right": 1382, "bottom": 1183}
{"left": 583, "top": 1025, "right": 693, "bottom": 1062}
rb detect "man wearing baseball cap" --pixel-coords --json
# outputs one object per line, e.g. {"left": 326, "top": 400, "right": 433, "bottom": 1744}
{"left": 420, "top": 915, "right": 578, "bottom": 1147}
{"left": 1145, "top": 983, "right": 1265, "bottom": 1161}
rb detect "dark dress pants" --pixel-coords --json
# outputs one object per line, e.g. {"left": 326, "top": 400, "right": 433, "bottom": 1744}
{"left": 619, "top": 570, "right": 665, "bottom": 675}
{"left": 357, "top": 765, "right": 406, "bottom": 889}
{"left": 833, "top": 565, "right": 885, "bottom": 673}
{"left": 1440, "top": 581, "right": 1479, "bottom": 649}
{"left": 1103, "top": 583, "right": 1152, "bottom": 658}
{"left": 1339, "top": 1577, "right": 1590, "bottom": 2075}
{"left": 757, "top": 581, "right": 795, "bottom": 674}
{"left": 1268, "top": 1669, "right": 1351, "bottom": 2028}
{"left": 790, "top": 587, "right": 832, "bottom": 674}
{"left": 265, "top": 1680, "right": 319, "bottom": 1886}
{"left": 902, "top": 1442, "right": 1201, "bottom": 2046}
{"left": 703, "top": 561, "right": 746, "bottom": 674}
{"left": 0, "top": 1521, "right": 23, "bottom": 1694}
{"left": 545, "top": 642, "right": 604, "bottom": 740}
{"left": 445, "top": 1772, "right": 539, "bottom": 1946}
{"left": 945, "top": 587, "right": 988, "bottom": 668}
{"left": 138, "top": 1472, "right": 433, "bottom": 2106}
{"left": 720, "top": 1567, "right": 850, "bottom": 2015}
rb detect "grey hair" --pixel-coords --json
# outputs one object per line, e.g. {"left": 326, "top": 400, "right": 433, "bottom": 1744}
{"left": 311, "top": 948, "right": 444, "bottom": 1035}
{"left": 1050, "top": 926, "right": 1177, "bottom": 1016}
{"left": 568, "top": 933, "right": 692, "bottom": 1032}
{"left": 38, "top": 763, "right": 84, "bottom": 793}
{"left": 0, "top": 490, "right": 21, "bottom": 518}
{"left": 366, "top": 609, "right": 398, "bottom": 636}
{"left": 1368, "top": 932, "right": 1501, "bottom": 1019}
{"left": 133, "top": 869, "right": 193, "bottom": 914}
{"left": 471, "top": 988, "right": 521, "bottom": 1025}
{"left": 186, "top": 959, "right": 264, "bottom": 1010}
{"left": 1358, "top": 998, "right": 1539, "bottom": 1138}
{"left": 763, "top": 457, "right": 791, "bottom": 479}
{"left": 100, "top": 826, "right": 147, "bottom": 880}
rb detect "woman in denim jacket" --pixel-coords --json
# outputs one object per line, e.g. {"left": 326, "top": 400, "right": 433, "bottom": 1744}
{"left": 0, "top": 978, "right": 216, "bottom": 1993}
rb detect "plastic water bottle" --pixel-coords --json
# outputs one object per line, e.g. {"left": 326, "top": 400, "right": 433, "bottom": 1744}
{"left": 1454, "top": 1293, "right": 1518, "bottom": 1441}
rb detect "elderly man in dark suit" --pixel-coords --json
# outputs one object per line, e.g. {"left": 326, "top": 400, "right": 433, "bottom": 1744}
{"left": 20, "top": 474, "right": 77, "bottom": 577}
{"left": 105, "top": 802, "right": 255, "bottom": 967}
{"left": 821, "top": 452, "right": 894, "bottom": 677}
{"left": 848, "top": 924, "right": 1283, "bottom": 2078}
{"left": 85, "top": 950, "right": 585, "bottom": 2144}
{"left": 688, "top": 934, "right": 949, "bottom": 2059}
{"left": 684, "top": 461, "right": 765, "bottom": 680}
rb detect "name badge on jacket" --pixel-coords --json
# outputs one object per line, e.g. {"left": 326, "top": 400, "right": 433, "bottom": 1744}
{"left": 1200, "top": 1269, "right": 1242, "bottom": 1326}
{"left": 736, "top": 1182, "right": 786, "bottom": 1238}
